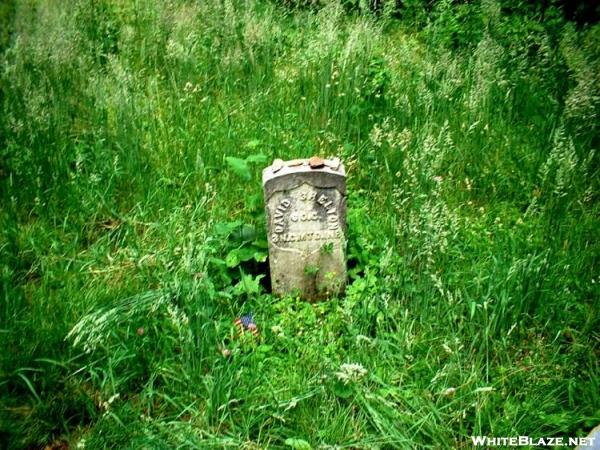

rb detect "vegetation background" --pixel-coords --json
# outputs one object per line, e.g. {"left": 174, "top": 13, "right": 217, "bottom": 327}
{"left": 1, "top": 0, "right": 599, "bottom": 448}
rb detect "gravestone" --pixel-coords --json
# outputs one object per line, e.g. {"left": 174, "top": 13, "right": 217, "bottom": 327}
{"left": 263, "top": 157, "right": 347, "bottom": 299}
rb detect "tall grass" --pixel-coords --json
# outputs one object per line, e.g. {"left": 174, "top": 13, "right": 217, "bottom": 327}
{"left": 1, "top": 0, "right": 599, "bottom": 448}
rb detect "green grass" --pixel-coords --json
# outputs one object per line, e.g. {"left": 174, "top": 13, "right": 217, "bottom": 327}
{"left": 1, "top": 0, "right": 599, "bottom": 448}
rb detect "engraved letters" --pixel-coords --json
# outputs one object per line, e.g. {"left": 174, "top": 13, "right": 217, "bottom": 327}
{"left": 273, "top": 199, "right": 291, "bottom": 233}
{"left": 317, "top": 194, "right": 339, "bottom": 231}
{"left": 272, "top": 229, "right": 340, "bottom": 243}
{"left": 271, "top": 190, "right": 339, "bottom": 236}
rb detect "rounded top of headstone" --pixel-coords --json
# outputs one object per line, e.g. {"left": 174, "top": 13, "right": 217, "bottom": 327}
{"left": 262, "top": 157, "right": 345, "bottom": 186}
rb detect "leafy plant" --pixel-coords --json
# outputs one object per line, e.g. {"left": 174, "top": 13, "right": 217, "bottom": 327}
{"left": 225, "top": 153, "right": 268, "bottom": 181}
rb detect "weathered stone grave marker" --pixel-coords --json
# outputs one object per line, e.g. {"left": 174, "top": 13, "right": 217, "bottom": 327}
{"left": 263, "top": 157, "right": 346, "bottom": 299}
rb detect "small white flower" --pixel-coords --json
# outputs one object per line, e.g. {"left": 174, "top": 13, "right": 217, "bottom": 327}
{"left": 474, "top": 386, "right": 495, "bottom": 393}
{"left": 271, "top": 325, "right": 284, "bottom": 337}
{"left": 465, "top": 177, "right": 473, "bottom": 191}
{"left": 355, "top": 335, "right": 372, "bottom": 345}
{"left": 335, "top": 363, "right": 368, "bottom": 385}
{"left": 441, "top": 387, "right": 456, "bottom": 397}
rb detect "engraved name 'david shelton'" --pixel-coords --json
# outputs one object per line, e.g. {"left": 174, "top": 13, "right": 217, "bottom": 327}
{"left": 271, "top": 191, "right": 340, "bottom": 244}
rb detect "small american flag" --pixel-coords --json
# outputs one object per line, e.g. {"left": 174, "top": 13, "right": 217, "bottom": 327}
{"left": 234, "top": 313, "right": 259, "bottom": 337}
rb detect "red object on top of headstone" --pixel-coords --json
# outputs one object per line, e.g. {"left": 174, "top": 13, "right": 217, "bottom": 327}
{"left": 309, "top": 156, "right": 325, "bottom": 169}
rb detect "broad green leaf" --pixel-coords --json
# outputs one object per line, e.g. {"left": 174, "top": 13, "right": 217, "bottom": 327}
{"left": 253, "top": 251, "right": 268, "bottom": 263}
{"left": 209, "top": 257, "right": 228, "bottom": 267}
{"left": 246, "top": 153, "right": 267, "bottom": 164}
{"left": 234, "top": 274, "right": 264, "bottom": 296}
{"left": 225, "top": 247, "right": 256, "bottom": 268}
{"left": 214, "top": 220, "right": 243, "bottom": 236}
{"left": 225, "top": 250, "right": 240, "bottom": 268}
{"left": 231, "top": 224, "right": 256, "bottom": 242}
{"left": 331, "top": 380, "right": 353, "bottom": 399}
{"left": 253, "top": 238, "right": 269, "bottom": 249}
{"left": 225, "top": 156, "right": 251, "bottom": 181}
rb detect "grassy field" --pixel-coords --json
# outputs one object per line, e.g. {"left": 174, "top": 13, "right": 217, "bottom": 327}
{"left": 1, "top": 0, "right": 599, "bottom": 448}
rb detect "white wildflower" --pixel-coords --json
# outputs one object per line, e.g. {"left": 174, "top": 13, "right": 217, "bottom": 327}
{"left": 441, "top": 387, "right": 456, "bottom": 397}
{"left": 271, "top": 325, "right": 284, "bottom": 337}
{"left": 335, "top": 363, "right": 368, "bottom": 385}
{"left": 474, "top": 386, "right": 495, "bottom": 393}
{"left": 355, "top": 334, "right": 373, "bottom": 345}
